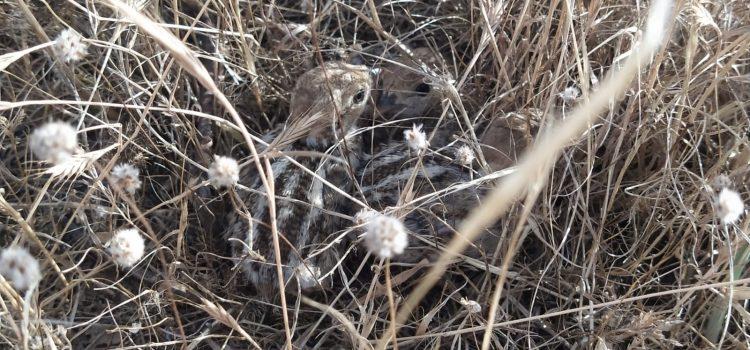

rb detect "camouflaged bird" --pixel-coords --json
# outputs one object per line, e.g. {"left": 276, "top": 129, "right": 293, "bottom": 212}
{"left": 377, "top": 47, "right": 538, "bottom": 172}
{"left": 372, "top": 47, "right": 461, "bottom": 149}
{"left": 376, "top": 47, "right": 445, "bottom": 120}
{"left": 356, "top": 139, "right": 501, "bottom": 262}
{"left": 226, "top": 62, "right": 372, "bottom": 296}
{"left": 479, "top": 110, "right": 541, "bottom": 171}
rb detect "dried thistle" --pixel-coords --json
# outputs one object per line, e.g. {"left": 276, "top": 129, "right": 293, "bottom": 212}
{"left": 361, "top": 213, "right": 408, "bottom": 259}
{"left": 208, "top": 155, "right": 240, "bottom": 188}
{"left": 460, "top": 297, "right": 482, "bottom": 314}
{"left": 404, "top": 124, "right": 428, "bottom": 152}
{"left": 108, "top": 228, "right": 146, "bottom": 267}
{"left": 455, "top": 145, "right": 475, "bottom": 166}
{"left": 715, "top": 188, "right": 744, "bottom": 225}
{"left": 109, "top": 163, "right": 142, "bottom": 195}
{"left": 52, "top": 29, "right": 88, "bottom": 63}
{"left": 0, "top": 246, "right": 41, "bottom": 291}
{"left": 29, "top": 121, "right": 78, "bottom": 164}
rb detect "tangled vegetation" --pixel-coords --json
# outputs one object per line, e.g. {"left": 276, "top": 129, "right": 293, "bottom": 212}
{"left": 0, "top": 0, "right": 749, "bottom": 349}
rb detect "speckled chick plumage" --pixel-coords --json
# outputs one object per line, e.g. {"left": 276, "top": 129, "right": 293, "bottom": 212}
{"left": 226, "top": 62, "right": 372, "bottom": 297}
{"left": 357, "top": 141, "right": 500, "bottom": 261}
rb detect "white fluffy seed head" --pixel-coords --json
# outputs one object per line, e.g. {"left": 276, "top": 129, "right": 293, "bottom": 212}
{"left": 294, "top": 263, "right": 321, "bottom": 290}
{"left": 460, "top": 297, "right": 482, "bottom": 314}
{"left": 110, "top": 163, "right": 142, "bottom": 195}
{"left": 29, "top": 121, "right": 78, "bottom": 164}
{"left": 108, "top": 228, "right": 146, "bottom": 267}
{"left": 559, "top": 86, "right": 580, "bottom": 102}
{"left": 404, "top": 124, "right": 429, "bottom": 152}
{"left": 208, "top": 155, "right": 240, "bottom": 188}
{"left": 362, "top": 213, "right": 408, "bottom": 259}
{"left": 716, "top": 188, "right": 744, "bottom": 225}
{"left": 0, "top": 246, "right": 41, "bottom": 291}
{"left": 455, "top": 145, "right": 475, "bottom": 166}
{"left": 53, "top": 29, "right": 88, "bottom": 63}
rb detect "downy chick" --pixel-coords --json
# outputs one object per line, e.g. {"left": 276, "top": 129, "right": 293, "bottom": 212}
{"left": 376, "top": 47, "right": 445, "bottom": 120}
{"left": 226, "top": 62, "right": 372, "bottom": 296}
{"left": 357, "top": 140, "right": 501, "bottom": 263}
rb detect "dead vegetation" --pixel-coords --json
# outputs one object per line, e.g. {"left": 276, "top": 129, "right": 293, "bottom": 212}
{"left": 0, "top": 0, "right": 749, "bottom": 349}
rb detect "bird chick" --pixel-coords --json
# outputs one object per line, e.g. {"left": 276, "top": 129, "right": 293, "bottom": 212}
{"left": 269, "top": 63, "right": 373, "bottom": 151}
{"left": 370, "top": 47, "right": 461, "bottom": 149}
{"left": 226, "top": 62, "right": 372, "bottom": 297}
{"left": 357, "top": 140, "right": 501, "bottom": 262}
{"left": 375, "top": 47, "right": 445, "bottom": 121}
{"left": 479, "top": 111, "right": 540, "bottom": 171}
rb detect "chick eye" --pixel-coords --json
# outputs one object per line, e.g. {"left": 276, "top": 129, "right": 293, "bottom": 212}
{"left": 415, "top": 83, "right": 431, "bottom": 95}
{"left": 353, "top": 89, "right": 366, "bottom": 103}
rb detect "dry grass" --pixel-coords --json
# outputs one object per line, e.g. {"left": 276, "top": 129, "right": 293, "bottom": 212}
{"left": 0, "top": 0, "right": 749, "bottom": 349}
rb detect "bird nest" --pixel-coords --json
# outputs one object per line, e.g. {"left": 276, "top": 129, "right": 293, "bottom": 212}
{"left": 0, "top": 1, "right": 749, "bottom": 349}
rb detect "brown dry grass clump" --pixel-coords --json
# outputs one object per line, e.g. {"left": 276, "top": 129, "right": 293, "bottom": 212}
{"left": 0, "top": 0, "right": 749, "bottom": 349}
